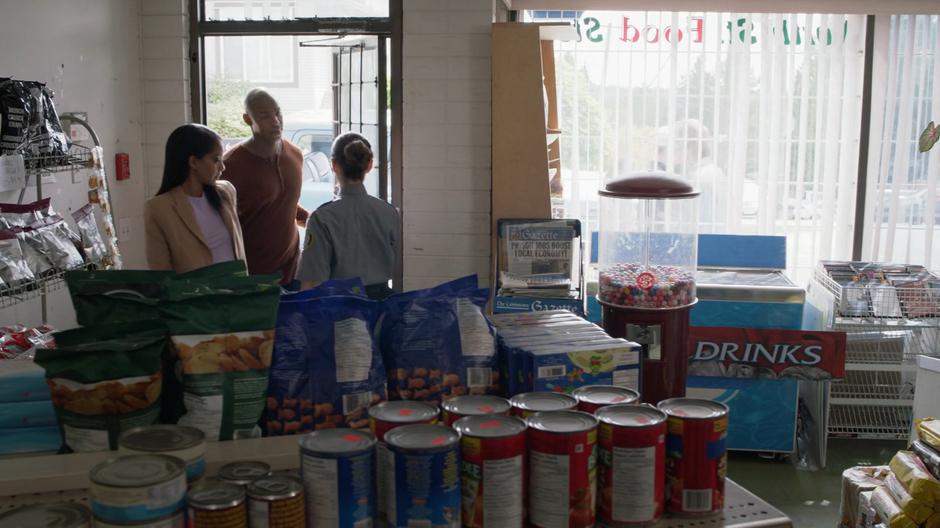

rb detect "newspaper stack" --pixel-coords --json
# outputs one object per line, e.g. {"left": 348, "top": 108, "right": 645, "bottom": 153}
{"left": 499, "top": 222, "right": 577, "bottom": 299}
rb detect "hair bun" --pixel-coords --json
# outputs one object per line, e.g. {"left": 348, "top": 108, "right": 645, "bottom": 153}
{"left": 344, "top": 140, "right": 371, "bottom": 163}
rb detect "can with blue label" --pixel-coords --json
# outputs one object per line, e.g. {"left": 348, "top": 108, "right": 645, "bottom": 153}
{"left": 299, "top": 428, "right": 376, "bottom": 528}
{"left": 386, "top": 424, "right": 461, "bottom": 528}
{"left": 89, "top": 455, "right": 187, "bottom": 525}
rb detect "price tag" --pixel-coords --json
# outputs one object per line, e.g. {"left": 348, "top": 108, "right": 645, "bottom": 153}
{"left": 0, "top": 154, "right": 26, "bottom": 192}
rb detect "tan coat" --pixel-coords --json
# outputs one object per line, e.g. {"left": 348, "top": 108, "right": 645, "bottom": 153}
{"left": 144, "top": 181, "right": 246, "bottom": 273}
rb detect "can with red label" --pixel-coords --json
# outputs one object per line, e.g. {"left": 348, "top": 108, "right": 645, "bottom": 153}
{"left": 595, "top": 404, "right": 667, "bottom": 526}
{"left": 509, "top": 392, "right": 577, "bottom": 418}
{"left": 453, "top": 414, "right": 527, "bottom": 528}
{"left": 526, "top": 411, "right": 598, "bottom": 528}
{"left": 572, "top": 385, "right": 640, "bottom": 414}
{"left": 442, "top": 395, "right": 511, "bottom": 426}
{"left": 658, "top": 398, "right": 729, "bottom": 516}
{"left": 368, "top": 400, "right": 439, "bottom": 526}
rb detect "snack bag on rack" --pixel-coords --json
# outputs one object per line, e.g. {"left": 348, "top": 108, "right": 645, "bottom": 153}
{"left": 378, "top": 276, "right": 498, "bottom": 404}
{"left": 12, "top": 228, "right": 53, "bottom": 278}
{"left": 71, "top": 204, "right": 108, "bottom": 266}
{"left": 65, "top": 269, "right": 169, "bottom": 325}
{"left": 160, "top": 275, "right": 280, "bottom": 441}
{"left": 884, "top": 472, "right": 933, "bottom": 524}
{"left": 870, "top": 486, "right": 917, "bottom": 528}
{"left": 34, "top": 321, "right": 167, "bottom": 452}
{"left": 0, "top": 79, "right": 30, "bottom": 155}
{"left": 0, "top": 199, "right": 50, "bottom": 228}
{"left": 0, "top": 230, "right": 35, "bottom": 286}
{"left": 889, "top": 450, "right": 940, "bottom": 505}
{"left": 266, "top": 293, "right": 385, "bottom": 436}
{"left": 25, "top": 215, "right": 84, "bottom": 271}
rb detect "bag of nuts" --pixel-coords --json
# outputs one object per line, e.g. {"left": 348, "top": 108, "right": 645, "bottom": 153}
{"left": 160, "top": 274, "right": 281, "bottom": 441}
{"left": 34, "top": 320, "right": 167, "bottom": 452}
{"left": 378, "top": 276, "right": 499, "bottom": 406}
{"left": 266, "top": 291, "right": 385, "bottom": 436}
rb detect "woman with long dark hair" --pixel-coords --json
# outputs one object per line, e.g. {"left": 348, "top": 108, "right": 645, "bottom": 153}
{"left": 296, "top": 132, "right": 400, "bottom": 299}
{"left": 144, "top": 124, "right": 246, "bottom": 273}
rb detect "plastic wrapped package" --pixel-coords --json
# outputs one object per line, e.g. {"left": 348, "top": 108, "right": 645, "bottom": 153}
{"left": 856, "top": 490, "right": 876, "bottom": 528}
{"left": 918, "top": 418, "right": 940, "bottom": 451}
{"left": 0, "top": 79, "right": 30, "bottom": 155}
{"left": 0, "top": 199, "right": 49, "bottom": 228}
{"left": 870, "top": 486, "right": 916, "bottom": 528}
{"left": 840, "top": 466, "right": 891, "bottom": 528}
{"left": 13, "top": 228, "right": 53, "bottom": 278}
{"left": 889, "top": 451, "right": 940, "bottom": 505}
{"left": 0, "top": 230, "right": 34, "bottom": 286}
{"left": 25, "top": 215, "right": 84, "bottom": 270}
{"left": 927, "top": 511, "right": 940, "bottom": 528}
{"left": 912, "top": 440, "right": 940, "bottom": 481}
{"left": 70, "top": 204, "right": 107, "bottom": 266}
{"left": 884, "top": 472, "right": 933, "bottom": 524}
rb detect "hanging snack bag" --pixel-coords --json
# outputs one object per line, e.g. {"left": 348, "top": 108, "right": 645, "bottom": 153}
{"left": 36, "top": 84, "right": 70, "bottom": 157}
{"left": 0, "top": 199, "right": 50, "bottom": 229}
{"left": 24, "top": 215, "right": 84, "bottom": 270}
{"left": 0, "top": 79, "right": 29, "bottom": 155}
{"left": 71, "top": 204, "right": 108, "bottom": 266}
{"left": 34, "top": 321, "right": 167, "bottom": 452}
{"left": 12, "top": 228, "right": 53, "bottom": 278}
{"left": 160, "top": 275, "right": 281, "bottom": 441}
{"left": 266, "top": 293, "right": 385, "bottom": 436}
{"left": 65, "top": 270, "right": 170, "bottom": 325}
{"left": 379, "top": 276, "right": 498, "bottom": 405}
{"left": 0, "top": 230, "right": 35, "bottom": 287}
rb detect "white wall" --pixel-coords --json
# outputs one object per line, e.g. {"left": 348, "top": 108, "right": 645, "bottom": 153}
{"left": 0, "top": 0, "right": 145, "bottom": 329}
{"left": 401, "top": 0, "right": 494, "bottom": 290}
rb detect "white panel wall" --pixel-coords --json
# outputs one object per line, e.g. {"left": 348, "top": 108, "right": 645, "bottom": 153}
{"left": 401, "top": 0, "right": 494, "bottom": 290}
{"left": 0, "top": 0, "right": 145, "bottom": 329}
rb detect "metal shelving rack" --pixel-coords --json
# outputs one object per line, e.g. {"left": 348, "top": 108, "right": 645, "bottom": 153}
{"left": 813, "top": 265, "right": 940, "bottom": 440}
{"left": 0, "top": 145, "right": 96, "bottom": 321}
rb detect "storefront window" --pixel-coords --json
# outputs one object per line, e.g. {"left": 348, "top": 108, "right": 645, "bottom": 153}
{"left": 203, "top": 0, "right": 388, "bottom": 20}
{"left": 528, "top": 11, "right": 866, "bottom": 282}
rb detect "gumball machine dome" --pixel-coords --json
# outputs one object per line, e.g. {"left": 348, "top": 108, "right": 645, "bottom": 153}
{"left": 597, "top": 172, "right": 699, "bottom": 310}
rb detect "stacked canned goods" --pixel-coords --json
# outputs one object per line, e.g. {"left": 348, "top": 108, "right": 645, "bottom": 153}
{"left": 385, "top": 424, "right": 462, "bottom": 528}
{"left": 299, "top": 428, "right": 375, "bottom": 528}
{"left": 247, "top": 476, "right": 306, "bottom": 527}
{"left": 89, "top": 455, "right": 188, "bottom": 527}
{"left": 441, "top": 394, "right": 511, "bottom": 426}
{"left": 509, "top": 392, "right": 577, "bottom": 418}
{"left": 119, "top": 425, "right": 207, "bottom": 483}
{"left": 0, "top": 503, "right": 91, "bottom": 528}
{"left": 186, "top": 480, "right": 247, "bottom": 528}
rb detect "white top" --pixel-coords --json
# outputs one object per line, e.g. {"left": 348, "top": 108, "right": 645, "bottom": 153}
{"left": 187, "top": 195, "right": 235, "bottom": 264}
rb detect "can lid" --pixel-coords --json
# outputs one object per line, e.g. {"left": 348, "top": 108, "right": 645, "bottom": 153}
{"left": 247, "top": 475, "right": 304, "bottom": 501}
{"left": 90, "top": 454, "right": 185, "bottom": 487}
{"left": 385, "top": 424, "right": 460, "bottom": 452}
{"left": 119, "top": 424, "right": 206, "bottom": 453}
{"left": 368, "top": 400, "right": 439, "bottom": 424}
{"left": 0, "top": 503, "right": 90, "bottom": 527}
{"left": 527, "top": 410, "right": 598, "bottom": 433}
{"left": 658, "top": 398, "right": 729, "bottom": 419}
{"left": 454, "top": 414, "right": 527, "bottom": 439}
{"left": 299, "top": 428, "right": 376, "bottom": 456}
{"left": 442, "top": 395, "right": 511, "bottom": 417}
{"left": 572, "top": 385, "right": 640, "bottom": 406}
{"left": 595, "top": 403, "right": 667, "bottom": 427}
{"left": 217, "top": 461, "right": 272, "bottom": 484}
{"left": 186, "top": 480, "right": 245, "bottom": 510}
{"left": 510, "top": 392, "right": 577, "bottom": 412}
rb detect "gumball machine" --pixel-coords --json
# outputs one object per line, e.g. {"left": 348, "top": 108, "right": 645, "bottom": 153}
{"left": 597, "top": 172, "right": 699, "bottom": 404}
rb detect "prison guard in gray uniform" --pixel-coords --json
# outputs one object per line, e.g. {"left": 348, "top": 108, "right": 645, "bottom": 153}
{"left": 296, "top": 182, "right": 399, "bottom": 292}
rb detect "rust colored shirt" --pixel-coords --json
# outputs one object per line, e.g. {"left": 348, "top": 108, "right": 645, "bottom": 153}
{"left": 222, "top": 140, "right": 307, "bottom": 283}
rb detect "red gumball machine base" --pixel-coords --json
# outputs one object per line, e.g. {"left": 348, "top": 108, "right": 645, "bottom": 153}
{"left": 600, "top": 301, "right": 694, "bottom": 404}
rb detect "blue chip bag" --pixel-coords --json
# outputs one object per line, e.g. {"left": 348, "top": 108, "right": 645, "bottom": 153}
{"left": 378, "top": 276, "right": 498, "bottom": 405}
{"left": 284, "top": 278, "right": 367, "bottom": 301}
{"left": 266, "top": 294, "right": 385, "bottom": 436}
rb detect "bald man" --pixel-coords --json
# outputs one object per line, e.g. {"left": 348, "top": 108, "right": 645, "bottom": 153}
{"left": 222, "top": 89, "right": 309, "bottom": 286}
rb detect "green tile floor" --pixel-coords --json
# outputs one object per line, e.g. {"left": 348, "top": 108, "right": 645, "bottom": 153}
{"left": 728, "top": 439, "right": 906, "bottom": 527}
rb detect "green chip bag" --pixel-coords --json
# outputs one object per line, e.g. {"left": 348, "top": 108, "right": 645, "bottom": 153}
{"left": 65, "top": 270, "right": 169, "bottom": 325}
{"left": 160, "top": 275, "right": 281, "bottom": 441}
{"left": 176, "top": 260, "right": 248, "bottom": 281}
{"left": 35, "top": 321, "right": 167, "bottom": 452}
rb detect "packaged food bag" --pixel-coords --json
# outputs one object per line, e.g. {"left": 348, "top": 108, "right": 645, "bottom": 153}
{"left": 0, "top": 79, "right": 30, "bottom": 154}
{"left": 0, "top": 359, "right": 51, "bottom": 402}
{"left": 917, "top": 418, "right": 940, "bottom": 451}
{"left": 0, "top": 426, "right": 62, "bottom": 455}
{"left": 856, "top": 490, "right": 876, "bottom": 528}
{"left": 65, "top": 270, "right": 170, "bottom": 325}
{"left": 884, "top": 472, "right": 933, "bottom": 524}
{"left": 71, "top": 204, "right": 108, "bottom": 267}
{"left": 889, "top": 450, "right": 940, "bottom": 505}
{"left": 34, "top": 321, "right": 167, "bottom": 452}
{"left": 927, "top": 511, "right": 940, "bottom": 528}
{"left": 266, "top": 294, "right": 385, "bottom": 436}
{"left": 912, "top": 440, "right": 940, "bottom": 480}
{"left": 25, "top": 215, "right": 84, "bottom": 270}
{"left": 378, "top": 276, "right": 498, "bottom": 404}
{"left": 160, "top": 275, "right": 281, "bottom": 441}
{"left": 176, "top": 260, "right": 248, "bottom": 280}
{"left": 0, "top": 230, "right": 34, "bottom": 286}
{"left": 285, "top": 277, "right": 367, "bottom": 300}
{"left": 870, "top": 486, "right": 916, "bottom": 528}
{"left": 840, "top": 466, "right": 890, "bottom": 528}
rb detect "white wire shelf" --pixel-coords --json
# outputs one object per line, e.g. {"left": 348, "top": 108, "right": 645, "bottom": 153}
{"left": 814, "top": 266, "right": 940, "bottom": 322}
{"left": 837, "top": 323, "right": 940, "bottom": 364}
{"left": 827, "top": 404, "right": 913, "bottom": 439}
{"left": 0, "top": 265, "right": 94, "bottom": 309}
{"left": 20, "top": 146, "right": 96, "bottom": 173}
{"left": 829, "top": 370, "right": 915, "bottom": 404}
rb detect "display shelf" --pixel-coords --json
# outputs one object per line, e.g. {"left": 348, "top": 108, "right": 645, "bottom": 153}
{"left": 814, "top": 266, "right": 940, "bottom": 321}
{"left": 829, "top": 370, "right": 914, "bottom": 405}
{"left": 0, "top": 265, "right": 92, "bottom": 309}
{"left": 827, "top": 404, "right": 912, "bottom": 439}
{"left": 658, "top": 479, "right": 792, "bottom": 527}
{"left": 21, "top": 147, "right": 95, "bottom": 173}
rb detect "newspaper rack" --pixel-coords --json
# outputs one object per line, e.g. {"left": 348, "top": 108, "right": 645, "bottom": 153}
{"left": 494, "top": 218, "right": 585, "bottom": 316}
